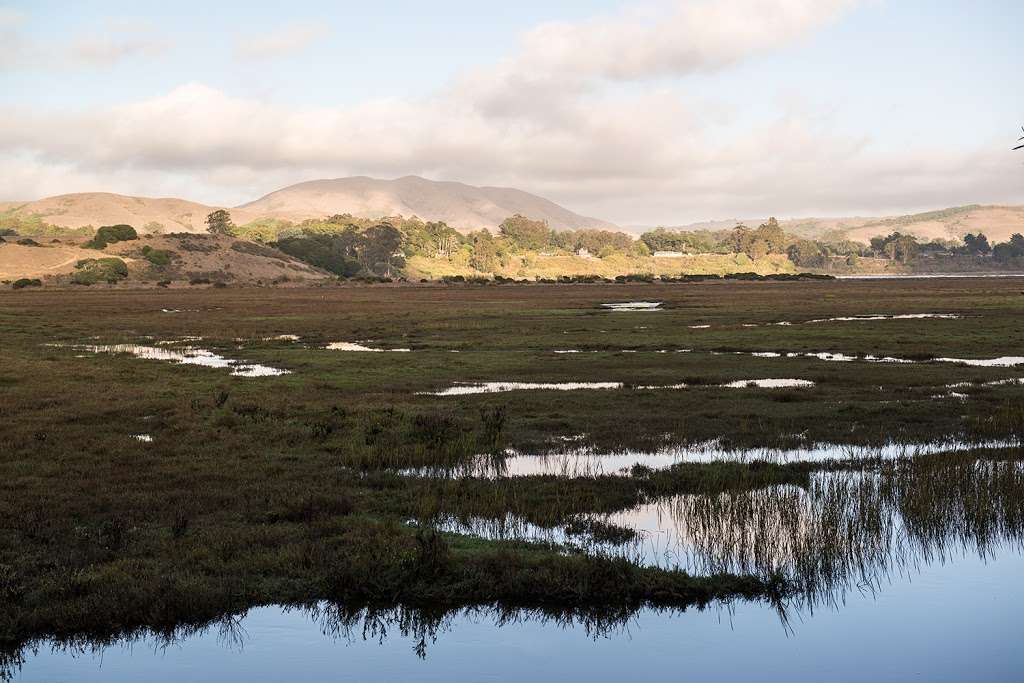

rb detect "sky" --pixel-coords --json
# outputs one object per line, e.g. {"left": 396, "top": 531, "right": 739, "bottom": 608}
{"left": 1, "top": 0, "right": 1022, "bottom": 225}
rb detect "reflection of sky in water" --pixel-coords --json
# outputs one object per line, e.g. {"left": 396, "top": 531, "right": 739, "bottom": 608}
{"left": 410, "top": 440, "right": 1019, "bottom": 478}
{"left": 16, "top": 551, "right": 1024, "bottom": 682}
{"left": 13, "top": 462, "right": 1024, "bottom": 681}
{"left": 440, "top": 462, "right": 1024, "bottom": 606}
{"left": 421, "top": 379, "right": 814, "bottom": 396}
{"left": 67, "top": 344, "right": 290, "bottom": 378}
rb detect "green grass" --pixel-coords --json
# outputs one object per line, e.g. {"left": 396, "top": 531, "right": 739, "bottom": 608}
{"left": 1, "top": 278, "right": 1023, "bottom": 660}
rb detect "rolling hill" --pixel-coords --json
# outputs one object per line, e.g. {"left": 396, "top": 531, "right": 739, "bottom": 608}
{"left": 2, "top": 177, "right": 617, "bottom": 234}
{"left": 237, "top": 176, "right": 618, "bottom": 231}
{"left": 4, "top": 179, "right": 1022, "bottom": 244}
{"left": 0, "top": 193, "right": 257, "bottom": 234}
{"left": 635, "top": 205, "right": 1024, "bottom": 244}
{"left": 0, "top": 234, "right": 329, "bottom": 284}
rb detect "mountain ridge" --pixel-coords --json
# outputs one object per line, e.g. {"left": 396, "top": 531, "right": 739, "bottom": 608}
{"left": 3, "top": 179, "right": 1024, "bottom": 243}
{"left": 1, "top": 176, "right": 617, "bottom": 234}
{"left": 237, "top": 175, "right": 618, "bottom": 231}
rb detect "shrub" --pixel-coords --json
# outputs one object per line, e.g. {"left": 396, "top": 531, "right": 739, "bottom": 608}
{"left": 12, "top": 278, "right": 42, "bottom": 289}
{"left": 140, "top": 245, "right": 174, "bottom": 267}
{"left": 85, "top": 224, "right": 138, "bottom": 249}
{"left": 177, "top": 236, "right": 219, "bottom": 253}
{"left": 70, "top": 258, "right": 129, "bottom": 285}
{"left": 230, "top": 240, "right": 289, "bottom": 261}
{"left": 614, "top": 273, "right": 655, "bottom": 283}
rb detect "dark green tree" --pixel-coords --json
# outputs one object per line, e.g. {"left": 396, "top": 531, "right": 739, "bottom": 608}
{"left": 786, "top": 240, "right": 825, "bottom": 268}
{"left": 360, "top": 223, "right": 405, "bottom": 277}
{"left": 206, "top": 210, "right": 234, "bottom": 236}
{"left": 469, "top": 230, "right": 501, "bottom": 272}
{"left": 962, "top": 233, "right": 991, "bottom": 255}
{"left": 754, "top": 218, "right": 787, "bottom": 253}
{"left": 498, "top": 215, "right": 553, "bottom": 251}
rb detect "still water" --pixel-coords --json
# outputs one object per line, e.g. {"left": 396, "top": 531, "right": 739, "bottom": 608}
{"left": 13, "top": 551, "right": 1022, "bottom": 682}
{"left": 11, "top": 457, "right": 1024, "bottom": 682}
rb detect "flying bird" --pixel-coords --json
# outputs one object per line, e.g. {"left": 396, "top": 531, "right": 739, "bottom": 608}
{"left": 1015, "top": 126, "right": 1024, "bottom": 151}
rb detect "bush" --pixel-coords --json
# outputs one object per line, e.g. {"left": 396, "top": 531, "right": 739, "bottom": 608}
{"left": 70, "top": 258, "right": 129, "bottom": 285}
{"left": 230, "top": 240, "right": 288, "bottom": 261}
{"left": 140, "top": 245, "right": 174, "bottom": 267}
{"left": 16, "top": 238, "right": 40, "bottom": 247}
{"left": 614, "top": 273, "right": 655, "bottom": 283}
{"left": 274, "top": 233, "right": 363, "bottom": 277}
{"left": 12, "top": 278, "right": 42, "bottom": 289}
{"left": 85, "top": 224, "right": 138, "bottom": 249}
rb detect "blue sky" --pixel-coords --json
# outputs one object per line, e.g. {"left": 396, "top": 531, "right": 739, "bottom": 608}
{"left": 2, "top": 0, "right": 1022, "bottom": 223}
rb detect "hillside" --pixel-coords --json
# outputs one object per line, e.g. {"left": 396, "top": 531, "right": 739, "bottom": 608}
{"left": 0, "top": 234, "right": 329, "bottom": 285}
{"left": 3, "top": 181, "right": 1022, "bottom": 245}
{"left": 0, "top": 177, "right": 616, "bottom": 235}
{"left": 0, "top": 193, "right": 260, "bottom": 234}
{"left": 649, "top": 205, "right": 1024, "bottom": 244}
{"left": 238, "top": 176, "right": 617, "bottom": 231}
{"left": 842, "top": 205, "right": 1024, "bottom": 244}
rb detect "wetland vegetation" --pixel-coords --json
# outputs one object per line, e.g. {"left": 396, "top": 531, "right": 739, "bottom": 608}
{"left": 2, "top": 277, "right": 1023, "bottom": 679}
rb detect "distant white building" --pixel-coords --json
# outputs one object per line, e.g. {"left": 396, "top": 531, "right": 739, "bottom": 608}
{"left": 576, "top": 247, "right": 594, "bottom": 259}
{"left": 653, "top": 250, "right": 686, "bottom": 258}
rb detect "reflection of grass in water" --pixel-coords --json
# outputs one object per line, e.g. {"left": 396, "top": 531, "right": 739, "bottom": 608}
{"left": 0, "top": 600, "right": 704, "bottom": 677}
{"left": 583, "top": 451, "right": 1024, "bottom": 609}
{"left": 436, "top": 448, "right": 1024, "bottom": 615}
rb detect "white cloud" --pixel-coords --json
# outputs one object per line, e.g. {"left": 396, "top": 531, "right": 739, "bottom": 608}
{"left": 514, "top": 0, "right": 856, "bottom": 81}
{"left": 0, "top": 0, "right": 1019, "bottom": 224}
{"left": 234, "top": 22, "right": 328, "bottom": 60}
{"left": 0, "top": 13, "right": 171, "bottom": 69}
{"left": 0, "top": 8, "right": 27, "bottom": 69}
{"left": 72, "top": 29, "right": 171, "bottom": 66}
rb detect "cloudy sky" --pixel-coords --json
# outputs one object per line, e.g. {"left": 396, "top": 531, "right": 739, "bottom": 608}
{"left": 1, "top": 0, "right": 1021, "bottom": 224}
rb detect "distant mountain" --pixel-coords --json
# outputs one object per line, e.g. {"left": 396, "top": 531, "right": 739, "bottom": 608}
{"left": 633, "top": 205, "right": 1024, "bottom": 244}
{"left": 237, "top": 176, "right": 618, "bottom": 232}
{"left": 5, "top": 181, "right": 1023, "bottom": 243}
{"left": 0, "top": 193, "right": 247, "bottom": 234}
{"left": 1, "top": 177, "right": 617, "bottom": 234}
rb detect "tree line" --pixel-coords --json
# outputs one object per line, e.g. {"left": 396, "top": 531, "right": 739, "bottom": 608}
{"left": 202, "top": 209, "right": 1024, "bottom": 278}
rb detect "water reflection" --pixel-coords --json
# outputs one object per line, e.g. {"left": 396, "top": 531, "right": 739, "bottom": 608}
{"left": 7, "top": 454, "right": 1024, "bottom": 681}
{"left": 440, "top": 454, "right": 1024, "bottom": 609}
{"left": 9, "top": 549, "right": 1024, "bottom": 682}
{"left": 407, "top": 439, "right": 1019, "bottom": 478}
{"left": 420, "top": 379, "right": 814, "bottom": 396}
{"left": 60, "top": 344, "right": 291, "bottom": 378}
{"left": 1, "top": 602, "right": 697, "bottom": 681}
{"left": 601, "top": 302, "right": 663, "bottom": 312}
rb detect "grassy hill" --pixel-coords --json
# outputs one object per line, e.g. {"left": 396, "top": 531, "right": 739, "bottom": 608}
{"left": 645, "top": 205, "right": 1024, "bottom": 244}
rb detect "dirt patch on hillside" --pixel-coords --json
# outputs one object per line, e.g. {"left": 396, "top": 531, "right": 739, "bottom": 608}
{"left": 1, "top": 234, "right": 329, "bottom": 286}
{"left": 105, "top": 234, "right": 329, "bottom": 284}
{"left": 0, "top": 242, "right": 103, "bottom": 279}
